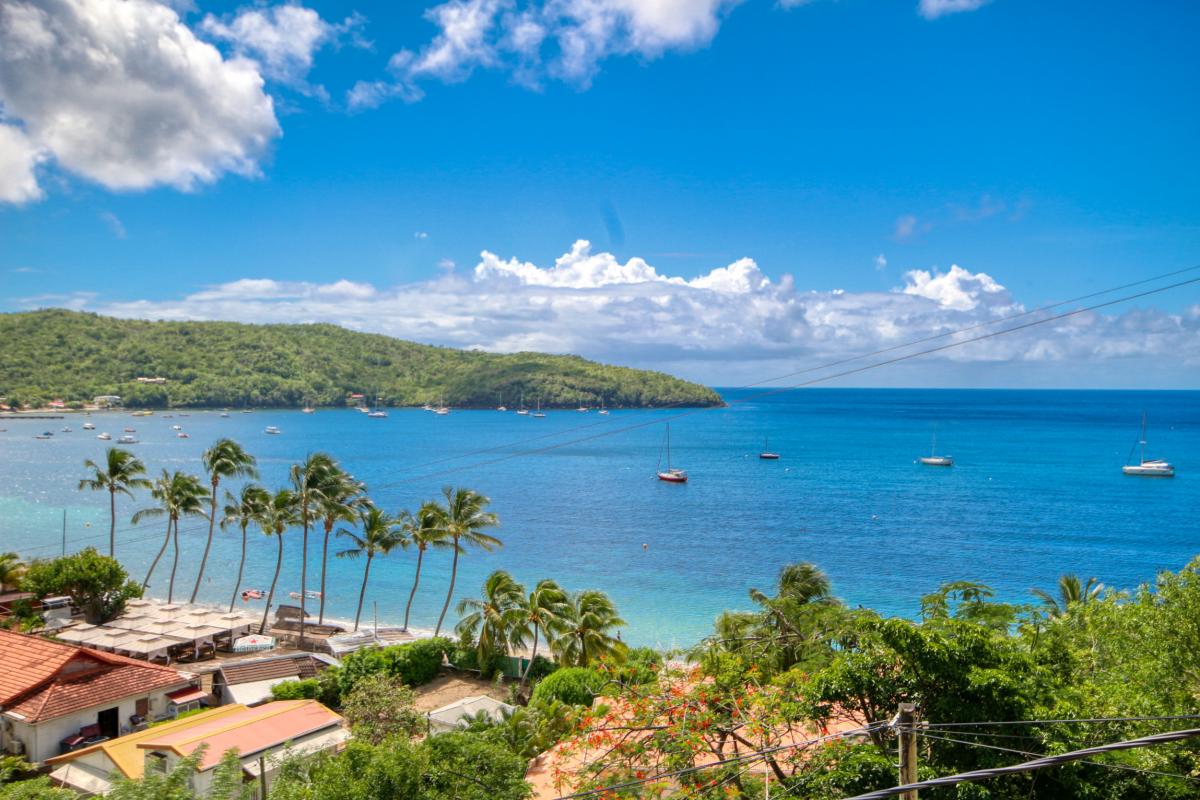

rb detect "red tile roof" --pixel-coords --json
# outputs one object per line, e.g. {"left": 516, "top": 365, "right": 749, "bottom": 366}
{"left": 0, "top": 629, "right": 189, "bottom": 723}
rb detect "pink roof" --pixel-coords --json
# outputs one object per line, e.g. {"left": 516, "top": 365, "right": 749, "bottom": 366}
{"left": 136, "top": 700, "right": 343, "bottom": 770}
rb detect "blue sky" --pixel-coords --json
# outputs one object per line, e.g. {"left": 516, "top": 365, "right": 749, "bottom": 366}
{"left": 1, "top": 0, "right": 1198, "bottom": 386}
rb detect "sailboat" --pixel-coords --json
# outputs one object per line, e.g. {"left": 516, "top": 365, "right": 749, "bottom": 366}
{"left": 919, "top": 431, "right": 953, "bottom": 466}
{"left": 1123, "top": 413, "right": 1174, "bottom": 477}
{"left": 435, "top": 397, "right": 449, "bottom": 415}
{"left": 576, "top": 395, "right": 589, "bottom": 412}
{"left": 598, "top": 402, "right": 609, "bottom": 415}
{"left": 759, "top": 437, "right": 780, "bottom": 460}
{"left": 656, "top": 423, "right": 688, "bottom": 483}
{"left": 532, "top": 398, "right": 546, "bottom": 418}
{"left": 497, "top": 394, "right": 507, "bottom": 412}
{"left": 516, "top": 393, "right": 529, "bottom": 415}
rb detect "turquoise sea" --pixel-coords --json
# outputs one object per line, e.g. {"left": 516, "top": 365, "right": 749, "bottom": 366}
{"left": 0, "top": 389, "right": 1196, "bottom": 648}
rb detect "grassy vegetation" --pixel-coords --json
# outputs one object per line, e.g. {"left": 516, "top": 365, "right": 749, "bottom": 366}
{"left": 0, "top": 309, "right": 722, "bottom": 409}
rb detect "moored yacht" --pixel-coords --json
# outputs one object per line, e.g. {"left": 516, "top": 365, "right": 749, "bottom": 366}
{"left": 656, "top": 423, "right": 688, "bottom": 483}
{"left": 919, "top": 431, "right": 953, "bottom": 467}
{"left": 1123, "top": 413, "right": 1174, "bottom": 477}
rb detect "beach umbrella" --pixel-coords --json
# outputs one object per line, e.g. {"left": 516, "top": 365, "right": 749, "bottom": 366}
{"left": 232, "top": 633, "right": 276, "bottom": 653}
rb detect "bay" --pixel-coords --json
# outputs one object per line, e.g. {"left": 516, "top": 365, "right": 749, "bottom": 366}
{"left": 0, "top": 388, "right": 1196, "bottom": 649}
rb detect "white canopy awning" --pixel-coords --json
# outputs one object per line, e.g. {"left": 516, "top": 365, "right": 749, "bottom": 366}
{"left": 49, "top": 762, "right": 114, "bottom": 795}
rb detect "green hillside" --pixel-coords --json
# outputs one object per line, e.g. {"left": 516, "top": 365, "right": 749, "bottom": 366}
{"left": 0, "top": 309, "right": 722, "bottom": 410}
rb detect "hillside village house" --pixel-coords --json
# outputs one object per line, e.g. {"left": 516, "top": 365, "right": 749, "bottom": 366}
{"left": 47, "top": 701, "right": 348, "bottom": 797}
{"left": 0, "top": 630, "right": 198, "bottom": 764}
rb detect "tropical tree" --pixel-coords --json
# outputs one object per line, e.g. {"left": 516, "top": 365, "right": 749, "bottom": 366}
{"left": 221, "top": 484, "right": 270, "bottom": 612}
{"left": 191, "top": 439, "right": 257, "bottom": 603}
{"left": 401, "top": 502, "right": 451, "bottom": 632}
{"left": 20, "top": 548, "right": 142, "bottom": 624}
{"left": 337, "top": 506, "right": 405, "bottom": 630}
{"left": 433, "top": 487, "right": 502, "bottom": 636}
{"left": 258, "top": 489, "right": 298, "bottom": 634}
{"left": 0, "top": 553, "right": 26, "bottom": 591}
{"left": 551, "top": 590, "right": 626, "bottom": 667}
{"left": 316, "top": 466, "right": 365, "bottom": 624}
{"left": 78, "top": 447, "right": 150, "bottom": 558}
{"left": 512, "top": 578, "right": 568, "bottom": 690}
{"left": 455, "top": 570, "right": 525, "bottom": 669}
{"left": 289, "top": 453, "right": 335, "bottom": 645}
{"left": 134, "top": 471, "right": 209, "bottom": 602}
{"left": 1032, "top": 574, "right": 1105, "bottom": 618}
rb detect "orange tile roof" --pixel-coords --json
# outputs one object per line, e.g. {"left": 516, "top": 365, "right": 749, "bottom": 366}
{"left": 0, "top": 629, "right": 188, "bottom": 723}
{"left": 136, "top": 700, "right": 344, "bottom": 771}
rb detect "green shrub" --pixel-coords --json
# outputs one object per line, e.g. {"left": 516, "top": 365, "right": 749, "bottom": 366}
{"left": 525, "top": 655, "right": 558, "bottom": 682}
{"left": 612, "top": 646, "right": 662, "bottom": 686}
{"left": 334, "top": 637, "right": 453, "bottom": 700}
{"left": 531, "top": 667, "right": 606, "bottom": 707}
{"left": 270, "top": 679, "right": 321, "bottom": 700}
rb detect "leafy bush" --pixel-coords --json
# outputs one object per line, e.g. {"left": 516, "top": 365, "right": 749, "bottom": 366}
{"left": 611, "top": 646, "right": 661, "bottom": 686}
{"left": 531, "top": 667, "right": 606, "bottom": 707}
{"left": 331, "top": 637, "right": 453, "bottom": 702}
{"left": 340, "top": 674, "right": 423, "bottom": 745}
{"left": 270, "top": 679, "right": 322, "bottom": 700}
{"left": 524, "top": 655, "right": 558, "bottom": 682}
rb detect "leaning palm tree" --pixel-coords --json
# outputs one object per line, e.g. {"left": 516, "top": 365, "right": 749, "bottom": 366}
{"left": 0, "top": 552, "right": 27, "bottom": 591}
{"left": 400, "top": 502, "right": 452, "bottom": 631}
{"left": 222, "top": 484, "right": 270, "bottom": 612}
{"left": 316, "top": 466, "right": 365, "bottom": 624}
{"left": 456, "top": 570, "right": 526, "bottom": 670}
{"left": 259, "top": 489, "right": 298, "bottom": 634}
{"left": 134, "top": 471, "right": 208, "bottom": 602}
{"left": 511, "top": 578, "right": 568, "bottom": 690}
{"left": 289, "top": 453, "right": 335, "bottom": 646}
{"left": 191, "top": 439, "right": 258, "bottom": 603}
{"left": 1032, "top": 574, "right": 1104, "bottom": 619}
{"left": 433, "top": 487, "right": 502, "bottom": 637}
{"left": 79, "top": 447, "right": 150, "bottom": 558}
{"left": 336, "top": 505, "right": 405, "bottom": 631}
{"left": 551, "top": 589, "right": 626, "bottom": 668}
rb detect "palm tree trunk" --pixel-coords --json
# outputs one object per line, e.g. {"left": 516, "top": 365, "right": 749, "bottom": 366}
{"left": 190, "top": 485, "right": 218, "bottom": 603}
{"left": 299, "top": 516, "right": 309, "bottom": 647}
{"left": 435, "top": 541, "right": 459, "bottom": 636}
{"left": 167, "top": 518, "right": 180, "bottom": 603}
{"left": 261, "top": 534, "right": 283, "bottom": 635}
{"left": 520, "top": 625, "right": 540, "bottom": 689}
{"left": 143, "top": 518, "right": 171, "bottom": 591}
{"left": 230, "top": 522, "right": 248, "bottom": 612}
{"left": 403, "top": 547, "right": 424, "bottom": 631}
{"left": 354, "top": 555, "right": 373, "bottom": 631}
{"left": 108, "top": 489, "right": 116, "bottom": 559}
{"left": 318, "top": 523, "right": 330, "bottom": 624}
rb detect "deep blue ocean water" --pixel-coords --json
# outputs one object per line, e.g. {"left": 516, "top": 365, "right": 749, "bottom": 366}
{"left": 1, "top": 389, "right": 1196, "bottom": 648}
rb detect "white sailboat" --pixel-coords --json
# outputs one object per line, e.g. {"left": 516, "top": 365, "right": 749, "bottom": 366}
{"left": 532, "top": 398, "right": 545, "bottom": 418}
{"left": 516, "top": 393, "right": 529, "bottom": 415}
{"left": 656, "top": 423, "right": 687, "bottom": 483}
{"left": 919, "top": 431, "right": 953, "bottom": 467}
{"left": 759, "top": 437, "right": 780, "bottom": 460}
{"left": 1123, "top": 413, "right": 1174, "bottom": 477}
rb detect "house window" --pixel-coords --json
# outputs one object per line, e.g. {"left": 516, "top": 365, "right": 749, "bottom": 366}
{"left": 147, "top": 752, "right": 167, "bottom": 774}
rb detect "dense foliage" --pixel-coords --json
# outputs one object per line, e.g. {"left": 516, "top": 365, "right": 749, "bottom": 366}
{"left": 20, "top": 548, "right": 141, "bottom": 623}
{"left": 0, "top": 309, "right": 721, "bottom": 409}
{"left": 321, "top": 637, "right": 455, "bottom": 705}
{"left": 530, "top": 667, "right": 608, "bottom": 707}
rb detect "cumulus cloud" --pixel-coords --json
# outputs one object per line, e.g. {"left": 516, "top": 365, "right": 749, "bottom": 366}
{"left": 918, "top": 0, "right": 990, "bottom": 20}
{"left": 0, "top": 124, "right": 43, "bottom": 204}
{"left": 0, "top": 0, "right": 280, "bottom": 202}
{"left": 200, "top": 3, "right": 366, "bottom": 95}
{"left": 40, "top": 240, "right": 1197, "bottom": 385}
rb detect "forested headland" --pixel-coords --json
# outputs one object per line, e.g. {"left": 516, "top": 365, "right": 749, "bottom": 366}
{"left": 0, "top": 309, "right": 722, "bottom": 409}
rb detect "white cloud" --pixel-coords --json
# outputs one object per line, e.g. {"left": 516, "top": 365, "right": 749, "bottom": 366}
{"left": 918, "top": 0, "right": 990, "bottom": 20}
{"left": 200, "top": 4, "right": 365, "bottom": 93}
{"left": 874, "top": 254, "right": 887, "bottom": 271}
{"left": 99, "top": 211, "right": 126, "bottom": 239}
{"left": 0, "top": 0, "right": 280, "bottom": 201}
{"left": 0, "top": 124, "right": 43, "bottom": 204}
{"left": 45, "top": 240, "right": 1199, "bottom": 386}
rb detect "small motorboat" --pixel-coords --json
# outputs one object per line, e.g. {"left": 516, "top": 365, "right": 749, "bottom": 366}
{"left": 124, "top": 427, "right": 136, "bottom": 433}
{"left": 97, "top": 432, "right": 112, "bottom": 440}
{"left": 118, "top": 434, "right": 138, "bottom": 444}
{"left": 1123, "top": 413, "right": 1174, "bottom": 477}
{"left": 220, "top": 411, "right": 230, "bottom": 418}
{"left": 61, "top": 426, "right": 72, "bottom": 433}
{"left": 759, "top": 437, "right": 780, "bottom": 460}
{"left": 367, "top": 410, "right": 388, "bottom": 418}
{"left": 264, "top": 426, "right": 281, "bottom": 435}
{"left": 288, "top": 590, "right": 322, "bottom": 600}
{"left": 172, "top": 424, "right": 182, "bottom": 430}
{"left": 177, "top": 432, "right": 190, "bottom": 439}
{"left": 82, "top": 422, "right": 96, "bottom": 430}
{"left": 241, "top": 588, "right": 265, "bottom": 602}
{"left": 35, "top": 431, "right": 53, "bottom": 440}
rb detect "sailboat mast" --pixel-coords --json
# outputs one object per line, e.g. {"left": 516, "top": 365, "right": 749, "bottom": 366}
{"left": 666, "top": 423, "right": 671, "bottom": 469}
{"left": 1140, "top": 412, "right": 1147, "bottom": 465}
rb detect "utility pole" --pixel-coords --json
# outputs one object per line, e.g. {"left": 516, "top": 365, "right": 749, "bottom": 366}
{"left": 896, "top": 703, "right": 919, "bottom": 800}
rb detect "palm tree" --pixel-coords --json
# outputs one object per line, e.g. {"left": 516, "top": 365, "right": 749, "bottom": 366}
{"left": 0, "top": 552, "right": 27, "bottom": 591}
{"left": 259, "top": 489, "right": 298, "bottom": 634}
{"left": 336, "top": 506, "right": 405, "bottom": 630}
{"left": 511, "top": 578, "right": 568, "bottom": 690}
{"left": 133, "top": 471, "right": 208, "bottom": 602}
{"left": 316, "top": 466, "right": 365, "bottom": 624}
{"left": 400, "top": 502, "right": 452, "bottom": 631}
{"left": 222, "top": 484, "right": 270, "bottom": 612}
{"left": 551, "top": 589, "right": 626, "bottom": 667}
{"left": 79, "top": 447, "right": 150, "bottom": 558}
{"left": 289, "top": 453, "right": 335, "bottom": 646}
{"left": 1032, "top": 574, "right": 1104, "bottom": 618}
{"left": 192, "top": 439, "right": 258, "bottom": 603}
{"left": 433, "top": 487, "right": 502, "bottom": 637}
{"left": 456, "top": 570, "right": 525, "bottom": 669}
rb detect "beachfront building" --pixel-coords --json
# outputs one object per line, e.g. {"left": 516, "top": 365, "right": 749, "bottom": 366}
{"left": 92, "top": 395, "right": 122, "bottom": 407}
{"left": 47, "top": 701, "right": 348, "bottom": 796}
{"left": 0, "top": 629, "right": 196, "bottom": 764}
{"left": 210, "top": 653, "right": 336, "bottom": 707}
{"left": 426, "top": 695, "right": 514, "bottom": 734}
